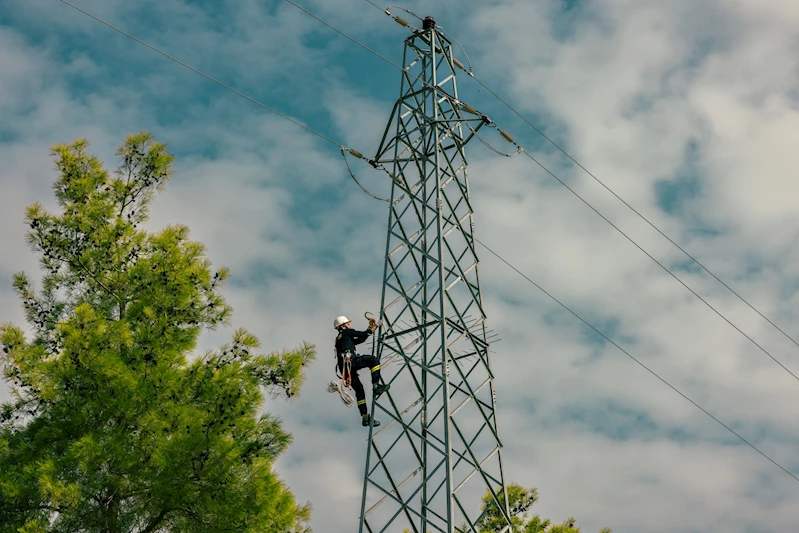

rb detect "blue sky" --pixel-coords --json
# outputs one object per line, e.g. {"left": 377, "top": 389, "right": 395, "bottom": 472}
{"left": 3, "top": 0, "right": 799, "bottom": 531}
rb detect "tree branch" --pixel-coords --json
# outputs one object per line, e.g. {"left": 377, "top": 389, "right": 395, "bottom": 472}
{"left": 140, "top": 508, "right": 170, "bottom": 533}
{"left": 118, "top": 165, "right": 134, "bottom": 219}
{"left": 67, "top": 253, "right": 125, "bottom": 316}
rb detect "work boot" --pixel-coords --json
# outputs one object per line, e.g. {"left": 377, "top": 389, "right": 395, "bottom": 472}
{"left": 373, "top": 383, "right": 390, "bottom": 398}
{"left": 362, "top": 414, "right": 381, "bottom": 427}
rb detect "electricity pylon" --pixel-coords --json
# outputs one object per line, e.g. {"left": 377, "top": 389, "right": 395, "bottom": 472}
{"left": 359, "top": 16, "right": 513, "bottom": 533}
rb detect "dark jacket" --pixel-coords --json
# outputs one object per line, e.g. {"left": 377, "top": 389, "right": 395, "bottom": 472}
{"left": 335, "top": 328, "right": 372, "bottom": 357}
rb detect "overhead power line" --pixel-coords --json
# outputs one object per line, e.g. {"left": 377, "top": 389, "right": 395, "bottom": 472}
{"left": 516, "top": 146, "right": 799, "bottom": 382}
{"left": 58, "top": 0, "right": 343, "bottom": 147}
{"left": 476, "top": 238, "right": 799, "bottom": 485}
{"left": 58, "top": 0, "right": 391, "bottom": 202}
{"left": 59, "top": 0, "right": 799, "bottom": 486}
{"left": 279, "top": 0, "right": 799, "bottom": 484}
{"left": 284, "top": 0, "right": 407, "bottom": 73}
{"left": 285, "top": 0, "right": 799, "bottom": 383}
{"left": 356, "top": 1, "right": 799, "bottom": 355}
{"left": 363, "top": 0, "right": 384, "bottom": 11}
{"left": 468, "top": 74, "right": 799, "bottom": 352}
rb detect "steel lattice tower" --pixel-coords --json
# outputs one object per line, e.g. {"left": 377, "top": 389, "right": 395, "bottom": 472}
{"left": 359, "top": 17, "right": 513, "bottom": 533}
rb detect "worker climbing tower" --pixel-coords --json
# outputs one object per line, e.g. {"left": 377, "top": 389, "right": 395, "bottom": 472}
{"left": 359, "top": 16, "right": 513, "bottom": 533}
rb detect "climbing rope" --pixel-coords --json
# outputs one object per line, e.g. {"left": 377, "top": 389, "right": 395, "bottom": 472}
{"left": 327, "top": 353, "right": 356, "bottom": 407}
{"left": 327, "top": 379, "right": 356, "bottom": 407}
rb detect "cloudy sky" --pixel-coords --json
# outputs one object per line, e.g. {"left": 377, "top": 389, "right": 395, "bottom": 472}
{"left": 2, "top": 0, "right": 799, "bottom": 531}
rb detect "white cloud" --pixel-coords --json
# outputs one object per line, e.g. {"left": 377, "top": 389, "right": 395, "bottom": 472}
{"left": 3, "top": 1, "right": 799, "bottom": 532}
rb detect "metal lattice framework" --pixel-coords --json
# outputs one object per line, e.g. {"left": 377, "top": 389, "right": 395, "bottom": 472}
{"left": 358, "top": 18, "right": 513, "bottom": 533}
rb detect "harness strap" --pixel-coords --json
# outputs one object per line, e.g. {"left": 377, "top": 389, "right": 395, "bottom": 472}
{"left": 341, "top": 352, "right": 354, "bottom": 388}
{"left": 342, "top": 354, "right": 353, "bottom": 389}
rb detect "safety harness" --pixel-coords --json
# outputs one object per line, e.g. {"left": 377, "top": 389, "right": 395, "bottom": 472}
{"left": 327, "top": 351, "right": 356, "bottom": 407}
{"left": 326, "top": 312, "right": 382, "bottom": 407}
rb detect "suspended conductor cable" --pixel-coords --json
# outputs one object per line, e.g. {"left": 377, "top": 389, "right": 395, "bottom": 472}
{"left": 291, "top": 0, "right": 799, "bottom": 382}
{"left": 66, "top": 0, "right": 799, "bottom": 386}
{"left": 367, "top": 0, "right": 799, "bottom": 359}
{"left": 284, "top": 0, "right": 408, "bottom": 74}
{"left": 475, "top": 238, "right": 799, "bottom": 484}
{"left": 452, "top": 126, "right": 799, "bottom": 386}
{"left": 513, "top": 144, "right": 799, "bottom": 383}
{"left": 59, "top": 0, "right": 341, "bottom": 147}
{"left": 333, "top": 3, "right": 799, "bottom": 481}
{"left": 59, "top": 0, "right": 391, "bottom": 202}
{"left": 284, "top": 0, "right": 442, "bottom": 95}
{"left": 468, "top": 74, "right": 799, "bottom": 355}
{"left": 92, "top": 0, "right": 789, "bottom": 483}
{"left": 341, "top": 148, "right": 390, "bottom": 202}
{"left": 343, "top": 159, "right": 799, "bottom": 483}
{"left": 475, "top": 131, "right": 522, "bottom": 158}
{"left": 487, "top": 123, "right": 799, "bottom": 382}
{"left": 464, "top": 121, "right": 522, "bottom": 158}
{"left": 363, "top": 0, "right": 386, "bottom": 12}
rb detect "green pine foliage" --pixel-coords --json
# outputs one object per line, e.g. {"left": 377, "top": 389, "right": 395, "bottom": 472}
{"left": 400, "top": 483, "right": 612, "bottom": 533}
{"left": 0, "top": 133, "right": 316, "bottom": 532}
{"left": 473, "top": 483, "right": 612, "bottom": 533}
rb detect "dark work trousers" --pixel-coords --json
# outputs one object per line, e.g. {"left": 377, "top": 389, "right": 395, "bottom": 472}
{"left": 339, "top": 354, "right": 381, "bottom": 416}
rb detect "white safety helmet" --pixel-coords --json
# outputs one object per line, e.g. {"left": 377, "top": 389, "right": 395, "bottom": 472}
{"left": 333, "top": 315, "right": 351, "bottom": 330}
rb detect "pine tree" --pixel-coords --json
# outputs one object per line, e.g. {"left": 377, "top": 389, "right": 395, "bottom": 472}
{"left": 467, "top": 483, "right": 612, "bottom": 533}
{"left": 0, "top": 133, "right": 315, "bottom": 532}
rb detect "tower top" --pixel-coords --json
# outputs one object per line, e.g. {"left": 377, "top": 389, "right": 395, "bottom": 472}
{"left": 422, "top": 16, "right": 435, "bottom": 29}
